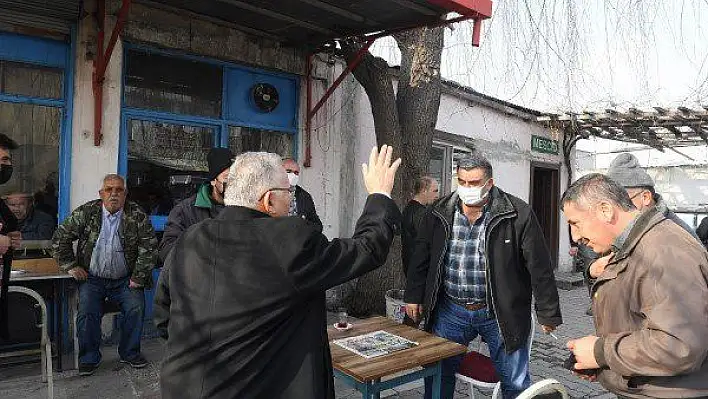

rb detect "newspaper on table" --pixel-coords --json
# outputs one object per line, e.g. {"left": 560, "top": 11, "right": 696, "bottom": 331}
{"left": 333, "top": 330, "right": 418, "bottom": 359}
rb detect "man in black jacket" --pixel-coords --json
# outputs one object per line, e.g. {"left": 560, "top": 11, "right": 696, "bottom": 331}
{"left": 283, "top": 158, "right": 323, "bottom": 232}
{"left": 154, "top": 145, "right": 401, "bottom": 399}
{"left": 0, "top": 133, "right": 21, "bottom": 340}
{"left": 404, "top": 152, "right": 562, "bottom": 399}
{"left": 158, "top": 148, "right": 233, "bottom": 263}
{"left": 402, "top": 175, "right": 439, "bottom": 276}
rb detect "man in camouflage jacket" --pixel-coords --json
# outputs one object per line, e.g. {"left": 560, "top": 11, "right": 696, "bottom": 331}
{"left": 52, "top": 174, "right": 157, "bottom": 376}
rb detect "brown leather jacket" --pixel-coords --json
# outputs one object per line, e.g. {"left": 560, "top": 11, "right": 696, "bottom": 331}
{"left": 591, "top": 207, "right": 708, "bottom": 398}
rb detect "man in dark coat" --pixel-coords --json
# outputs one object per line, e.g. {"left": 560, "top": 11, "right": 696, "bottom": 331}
{"left": 0, "top": 133, "right": 21, "bottom": 340}
{"left": 404, "top": 152, "right": 562, "bottom": 399}
{"left": 3, "top": 192, "right": 56, "bottom": 240}
{"left": 158, "top": 148, "right": 233, "bottom": 263}
{"left": 401, "top": 175, "right": 439, "bottom": 276}
{"left": 283, "top": 158, "right": 323, "bottom": 232}
{"left": 154, "top": 145, "right": 402, "bottom": 399}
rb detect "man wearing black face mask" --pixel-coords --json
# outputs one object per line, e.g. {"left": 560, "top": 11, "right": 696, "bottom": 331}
{"left": 0, "top": 133, "right": 22, "bottom": 340}
{"left": 159, "top": 148, "right": 233, "bottom": 263}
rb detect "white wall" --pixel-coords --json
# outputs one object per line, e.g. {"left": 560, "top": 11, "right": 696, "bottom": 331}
{"left": 338, "top": 84, "right": 574, "bottom": 271}
{"left": 69, "top": 12, "right": 123, "bottom": 210}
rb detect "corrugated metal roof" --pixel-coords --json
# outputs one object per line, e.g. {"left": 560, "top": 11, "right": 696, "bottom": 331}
{"left": 145, "top": 0, "right": 464, "bottom": 47}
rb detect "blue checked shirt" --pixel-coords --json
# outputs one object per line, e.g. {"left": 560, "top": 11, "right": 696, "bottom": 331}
{"left": 443, "top": 206, "right": 489, "bottom": 303}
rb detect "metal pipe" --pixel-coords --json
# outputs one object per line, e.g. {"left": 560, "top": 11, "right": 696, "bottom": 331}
{"left": 93, "top": 0, "right": 106, "bottom": 146}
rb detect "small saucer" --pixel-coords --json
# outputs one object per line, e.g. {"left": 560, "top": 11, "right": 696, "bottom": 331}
{"left": 332, "top": 322, "right": 352, "bottom": 331}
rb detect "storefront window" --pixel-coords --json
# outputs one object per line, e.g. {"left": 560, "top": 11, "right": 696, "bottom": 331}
{"left": 127, "top": 120, "right": 215, "bottom": 216}
{"left": 228, "top": 126, "right": 294, "bottom": 157}
{"left": 122, "top": 49, "right": 299, "bottom": 225}
{"left": 124, "top": 50, "right": 222, "bottom": 117}
{"left": 0, "top": 60, "right": 64, "bottom": 99}
{"left": 0, "top": 102, "right": 60, "bottom": 237}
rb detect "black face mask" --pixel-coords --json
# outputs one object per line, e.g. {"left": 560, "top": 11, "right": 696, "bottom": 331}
{"left": 0, "top": 164, "right": 12, "bottom": 185}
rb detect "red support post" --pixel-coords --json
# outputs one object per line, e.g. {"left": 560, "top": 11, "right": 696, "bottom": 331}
{"left": 93, "top": 0, "right": 132, "bottom": 146}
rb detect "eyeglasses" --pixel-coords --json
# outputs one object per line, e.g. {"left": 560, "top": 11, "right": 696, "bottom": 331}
{"left": 259, "top": 186, "right": 295, "bottom": 200}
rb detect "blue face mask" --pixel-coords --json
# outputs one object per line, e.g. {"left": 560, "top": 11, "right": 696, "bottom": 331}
{"left": 457, "top": 180, "right": 489, "bottom": 206}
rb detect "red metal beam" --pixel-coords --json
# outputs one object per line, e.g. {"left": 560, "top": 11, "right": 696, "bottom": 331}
{"left": 93, "top": 0, "right": 132, "bottom": 146}
{"left": 426, "top": 0, "right": 492, "bottom": 18}
{"left": 304, "top": 38, "right": 375, "bottom": 168}
{"left": 426, "top": 0, "right": 492, "bottom": 46}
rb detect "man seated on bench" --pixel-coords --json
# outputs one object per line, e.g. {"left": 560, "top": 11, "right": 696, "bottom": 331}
{"left": 52, "top": 174, "right": 157, "bottom": 376}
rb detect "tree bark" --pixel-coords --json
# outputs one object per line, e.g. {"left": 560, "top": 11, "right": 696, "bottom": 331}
{"left": 340, "top": 27, "right": 444, "bottom": 316}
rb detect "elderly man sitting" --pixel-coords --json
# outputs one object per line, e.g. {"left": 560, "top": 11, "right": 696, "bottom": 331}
{"left": 52, "top": 174, "right": 157, "bottom": 376}
{"left": 3, "top": 192, "right": 55, "bottom": 241}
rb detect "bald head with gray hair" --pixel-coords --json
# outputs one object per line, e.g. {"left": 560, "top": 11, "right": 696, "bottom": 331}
{"left": 224, "top": 152, "right": 287, "bottom": 208}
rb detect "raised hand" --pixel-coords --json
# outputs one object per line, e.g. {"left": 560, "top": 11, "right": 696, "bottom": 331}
{"left": 361, "top": 145, "right": 402, "bottom": 197}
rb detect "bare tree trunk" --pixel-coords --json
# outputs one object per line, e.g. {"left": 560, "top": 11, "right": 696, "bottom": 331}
{"left": 340, "top": 27, "right": 444, "bottom": 316}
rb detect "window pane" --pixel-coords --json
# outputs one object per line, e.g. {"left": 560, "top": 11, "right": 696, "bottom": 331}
{"left": 0, "top": 101, "right": 60, "bottom": 239}
{"left": 429, "top": 146, "right": 445, "bottom": 192}
{"left": 127, "top": 120, "right": 215, "bottom": 216}
{"left": 125, "top": 50, "right": 222, "bottom": 117}
{"left": 451, "top": 148, "right": 471, "bottom": 191}
{"left": 228, "top": 126, "right": 294, "bottom": 157}
{"left": 0, "top": 61, "right": 63, "bottom": 99}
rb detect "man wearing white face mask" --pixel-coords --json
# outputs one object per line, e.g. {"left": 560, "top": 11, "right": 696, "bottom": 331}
{"left": 404, "top": 152, "right": 562, "bottom": 399}
{"left": 282, "top": 158, "right": 322, "bottom": 232}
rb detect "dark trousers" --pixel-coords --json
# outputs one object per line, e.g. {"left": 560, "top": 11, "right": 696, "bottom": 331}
{"left": 77, "top": 276, "right": 144, "bottom": 365}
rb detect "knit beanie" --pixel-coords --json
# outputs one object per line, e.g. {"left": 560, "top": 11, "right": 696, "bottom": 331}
{"left": 606, "top": 153, "right": 654, "bottom": 188}
{"left": 207, "top": 148, "right": 234, "bottom": 182}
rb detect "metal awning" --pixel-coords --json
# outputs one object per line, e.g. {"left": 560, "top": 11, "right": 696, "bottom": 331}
{"left": 539, "top": 107, "right": 708, "bottom": 151}
{"left": 142, "top": 0, "right": 492, "bottom": 47}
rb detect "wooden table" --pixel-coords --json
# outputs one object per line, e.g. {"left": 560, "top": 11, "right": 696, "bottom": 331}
{"left": 328, "top": 316, "right": 467, "bottom": 399}
{"left": 10, "top": 263, "right": 74, "bottom": 372}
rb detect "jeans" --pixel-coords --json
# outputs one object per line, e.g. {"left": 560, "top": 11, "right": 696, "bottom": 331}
{"left": 77, "top": 276, "right": 145, "bottom": 365}
{"left": 424, "top": 296, "right": 531, "bottom": 399}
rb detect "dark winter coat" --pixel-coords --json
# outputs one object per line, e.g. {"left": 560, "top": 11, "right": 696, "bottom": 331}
{"left": 294, "top": 186, "right": 323, "bottom": 232}
{"left": 0, "top": 200, "right": 18, "bottom": 339}
{"left": 401, "top": 199, "right": 427, "bottom": 277}
{"left": 404, "top": 186, "right": 562, "bottom": 353}
{"left": 158, "top": 184, "right": 223, "bottom": 263}
{"left": 154, "top": 194, "right": 400, "bottom": 399}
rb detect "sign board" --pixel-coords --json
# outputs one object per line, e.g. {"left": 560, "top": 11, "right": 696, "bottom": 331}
{"left": 531, "top": 135, "right": 559, "bottom": 155}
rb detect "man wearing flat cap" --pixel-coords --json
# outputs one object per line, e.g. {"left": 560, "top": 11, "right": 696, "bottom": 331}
{"left": 159, "top": 148, "right": 234, "bottom": 262}
{"left": 580, "top": 152, "right": 698, "bottom": 284}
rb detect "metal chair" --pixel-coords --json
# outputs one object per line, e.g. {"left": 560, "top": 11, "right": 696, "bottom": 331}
{"left": 7, "top": 286, "right": 54, "bottom": 399}
{"left": 455, "top": 314, "right": 536, "bottom": 399}
{"left": 516, "top": 379, "right": 569, "bottom": 399}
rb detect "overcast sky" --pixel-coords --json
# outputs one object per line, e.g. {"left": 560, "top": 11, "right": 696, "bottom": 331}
{"left": 372, "top": 0, "right": 708, "bottom": 114}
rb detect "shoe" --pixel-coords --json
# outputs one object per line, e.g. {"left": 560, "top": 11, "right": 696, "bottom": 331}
{"left": 78, "top": 362, "right": 100, "bottom": 376}
{"left": 120, "top": 354, "right": 148, "bottom": 369}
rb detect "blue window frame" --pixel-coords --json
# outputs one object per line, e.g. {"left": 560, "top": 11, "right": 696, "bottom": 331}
{"left": 119, "top": 44, "right": 300, "bottom": 231}
{"left": 0, "top": 30, "right": 74, "bottom": 223}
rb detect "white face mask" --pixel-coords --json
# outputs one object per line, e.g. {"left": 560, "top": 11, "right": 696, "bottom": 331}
{"left": 287, "top": 172, "right": 299, "bottom": 187}
{"left": 457, "top": 180, "right": 490, "bottom": 206}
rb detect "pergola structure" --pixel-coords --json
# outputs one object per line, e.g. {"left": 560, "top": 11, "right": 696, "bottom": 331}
{"left": 538, "top": 106, "right": 708, "bottom": 185}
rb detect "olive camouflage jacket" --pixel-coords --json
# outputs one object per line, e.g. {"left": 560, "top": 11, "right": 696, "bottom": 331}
{"left": 52, "top": 200, "right": 158, "bottom": 287}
